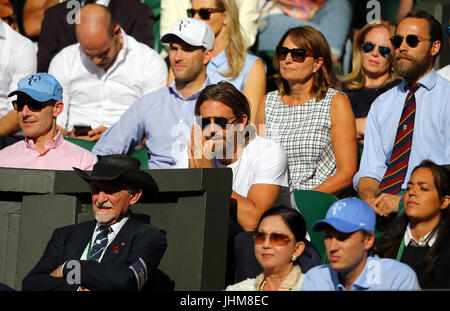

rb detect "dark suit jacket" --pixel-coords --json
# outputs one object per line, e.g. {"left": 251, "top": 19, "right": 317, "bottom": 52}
{"left": 37, "top": 0, "right": 155, "bottom": 72}
{"left": 22, "top": 216, "right": 167, "bottom": 291}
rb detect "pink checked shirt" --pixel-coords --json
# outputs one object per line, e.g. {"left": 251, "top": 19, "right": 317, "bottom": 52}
{"left": 0, "top": 132, "right": 97, "bottom": 170}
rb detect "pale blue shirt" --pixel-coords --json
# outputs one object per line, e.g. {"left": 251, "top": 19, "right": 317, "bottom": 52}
{"left": 353, "top": 70, "right": 450, "bottom": 190}
{"left": 301, "top": 255, "right": 420, "bottom": 291}
{"left": 206, "top": 51, "right": 261, "bottom": 91}
{"left": 92, "top": 79, "right": 210, "bottom": 168}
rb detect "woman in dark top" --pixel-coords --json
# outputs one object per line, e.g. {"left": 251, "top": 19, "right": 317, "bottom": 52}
{"left": 375, "top": 160, "right": 450, "bottom": 289}
{"left": 339, "top": 21, "right": 400, "bottom": 146}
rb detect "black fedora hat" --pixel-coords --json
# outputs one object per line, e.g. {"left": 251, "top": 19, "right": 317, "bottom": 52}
{"left": 73, "top": 154, "right": 158, "bottom": 197}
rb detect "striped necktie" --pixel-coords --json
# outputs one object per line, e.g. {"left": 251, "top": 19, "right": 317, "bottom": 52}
{"left": 379, "top": 83, "right": 421, "bottom": 194}
{"left": 89, "top": 226, "right": 111, "bottom": 261}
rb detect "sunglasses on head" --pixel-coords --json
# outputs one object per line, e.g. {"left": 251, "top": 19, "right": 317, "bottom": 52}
{"left": 361, "top": 42, "right": 391, "bottom": 58}
{"left": 254, "top": 231, "right": 292, "bottom": 246}
{"left": 187, "top": 8, "right": 225, "bottom": 20}
{"left": 276, "top": 46, "right": 315, "bottom": 63}
{"left": 12, "top": 100, "right": 53, "bottom": 112}
{"left": 390, "top": 34, "right": 431, "bottom": 49}
{"left": 197, "top": 116, "right": 238, "bottom": 130}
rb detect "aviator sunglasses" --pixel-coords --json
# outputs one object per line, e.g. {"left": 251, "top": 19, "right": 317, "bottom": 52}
{"left": 12, "top": 100, "right": 53, "bottom": 112}
{"left": 197, "top": 116, "right": 239, "bottom": 130}
{"left": 390, "top": 34, "right": 431, "bottom": 49}
{"left": 361, "top": 42, "right": 391, "bottom": 58}
{"left": 187, "top": 8, "right": 225, "bottom": 20}
{"left": 254, "top": 231, "right": 292, "bottom": 246}
{"left": 276, "top": 46, "right": 315, "bottom": 63}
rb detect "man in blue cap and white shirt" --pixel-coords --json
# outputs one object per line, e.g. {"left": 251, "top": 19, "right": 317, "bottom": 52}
{"left": 0, "top": 73, "right": 97, "bottom": 170}
{"left": 301, "top": 197, "right": 420, "bottom": 290}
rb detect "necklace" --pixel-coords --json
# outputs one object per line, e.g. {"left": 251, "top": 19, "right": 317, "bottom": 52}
{"left": 258, "top": 278, "right": 266, "bottom": 291}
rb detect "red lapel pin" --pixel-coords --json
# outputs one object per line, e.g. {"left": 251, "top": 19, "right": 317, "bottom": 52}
{"left": 112, "top": 245, "right": 120, "bottom": 253}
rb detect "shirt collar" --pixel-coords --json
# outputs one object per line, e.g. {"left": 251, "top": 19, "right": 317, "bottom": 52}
{"left": 404, "top": 223, "right": 437, "bottom": 247}
{"left": 95, "top": 216, "right": 129, "bottom": 234}
{"left": 331, "top": 255, "right": 381, "bottom": 290}
{"left": 209, "top": 51, "right": 227, "bottom": 68}
{"left": 400, "top": 69, "right": 438, "bottom": 92}
{"left": 168, "top": 76, "right": 211, "bottom": 100}
{"left": 24, "top": 131, "right": 64, "bottom": 154}
{"left": 0, "top": 20, "right": 6, "bottom": 38}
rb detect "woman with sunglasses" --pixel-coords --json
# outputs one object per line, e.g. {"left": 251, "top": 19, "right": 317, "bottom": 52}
{"left": 256, "top": 26, "right": 357, "bottom": 197}
{"left": 166, "top": 0, "right": 266, "bottom": 124}
{"left": 339, "top": 21, "right": 401, "bottom": 146}
{"left": 226, "top": 205, "right": 307, "bottom": 291}
{"left": 375, "top": 160, "right": 450, "bottom": 289}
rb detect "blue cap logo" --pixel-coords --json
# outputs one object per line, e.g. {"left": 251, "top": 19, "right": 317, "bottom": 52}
{"left": 312, "top": 197, "right": 376, "bottom": 233}
{"left": 8, "top": 73, "right": 63, "bottom": 102}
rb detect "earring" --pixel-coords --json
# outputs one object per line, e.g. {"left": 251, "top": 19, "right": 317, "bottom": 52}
{"left": 291, "top": 255, "right": 297, "bottom": 262}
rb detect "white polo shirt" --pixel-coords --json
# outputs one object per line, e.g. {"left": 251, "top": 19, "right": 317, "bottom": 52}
{"left": 49, "top": 29, "right": 168, "bottom": 131}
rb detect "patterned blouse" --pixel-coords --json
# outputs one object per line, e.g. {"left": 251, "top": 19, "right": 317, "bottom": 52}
{"left": 265, "top": 88, "right": 338, "bottom": 190}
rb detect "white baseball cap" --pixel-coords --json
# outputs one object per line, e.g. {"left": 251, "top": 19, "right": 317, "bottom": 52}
{"left": 160, "top": 18, "right": 214, "bottom": 49}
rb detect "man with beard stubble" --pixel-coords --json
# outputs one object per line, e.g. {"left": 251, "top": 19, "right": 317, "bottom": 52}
{"left": 353, "top": 11, "right": 450, "bottom": 218}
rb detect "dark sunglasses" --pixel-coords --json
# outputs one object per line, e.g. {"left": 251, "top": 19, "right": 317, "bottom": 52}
{"left": 187, "top": 8, "right": 225, "bottom": 20}
{"left": 361, "top": 42, "right": 391, "bottom": 58}
{"left": 254, "top": 231, "right": 292, "bottom": 246}
{"left": 276, "top": 46, "right": 315, "bottom": 63}
{"left": 390, "top": 34, "right": 431, "bottom": 49}
{"left": 198, "top": 116, "right": 238, "bottom": 130}
{"left": 12, "top": 100, "right": 53, "bottom": 112}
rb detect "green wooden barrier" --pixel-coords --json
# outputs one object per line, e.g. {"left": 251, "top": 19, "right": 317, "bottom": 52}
{"left": 0, "top": 167, "right": 232, "bottom": 291}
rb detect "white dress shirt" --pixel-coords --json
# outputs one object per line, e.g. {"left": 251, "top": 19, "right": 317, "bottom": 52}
{"left": 49, "top": 29, "right": 168, "bottom": 131}
{"left": 404, "top": 223, "right": 437, "bottom": 247}
{"left": 0, "top": 20, "right": 37, "bottom": 117}
{"left": 80, "top": 217, "right": 129, "bottom": 262}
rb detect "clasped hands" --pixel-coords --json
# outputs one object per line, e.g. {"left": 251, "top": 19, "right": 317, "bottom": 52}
{"left": 366, "top": 193, "right": 402, "bottom": 217}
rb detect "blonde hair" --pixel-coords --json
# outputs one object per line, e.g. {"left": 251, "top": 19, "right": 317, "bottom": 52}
{"left": 214, "top": 0, "right": 246, "bottom": 80}
{"left": 273, "top": 26, "right": 335, "bottom": 101}
{"left": 339, "top": 21, "right": 398, "bottom": 91}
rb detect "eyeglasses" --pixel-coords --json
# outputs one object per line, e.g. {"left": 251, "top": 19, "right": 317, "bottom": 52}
{"left": 12, "top": 100, "right": 53, "bottom": 112}
{"left": 198, "top": 116, "right": 238, "bottom": 130}
{"left": 390, "top": 35, "right": 431, "bottom": 49}
{"left": 276, "top": 46, "right": 315, "bottom": 63}
{"left": 361, "top": 42, "right": 391, "bottom": 58}
{"left": 254, "top": 231, "right": 292, "bottom": 246}
{"left": 187, "top": 8, "right": 225, "bottom": 20}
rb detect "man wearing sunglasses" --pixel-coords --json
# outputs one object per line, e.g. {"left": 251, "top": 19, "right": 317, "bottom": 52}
{"left": 302, "top": 198, "right": 420, "bottom": 290}
{"left": 187, "top": 81, "right": 294, "bottom": 283}
{"left": 92, "top": 18, "right": 214, "bottom": 169}
{"left": 0, "top": 73, "right": 97, "bottom": 170}
{"left": 354, "top": 11, "right": 450, "bottom": 217}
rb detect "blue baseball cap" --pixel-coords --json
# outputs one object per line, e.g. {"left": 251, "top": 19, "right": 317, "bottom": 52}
{"left": 312, "top": 197, "right": 376, "bottom": 233}
{"left": 8, "top": 73, "right": 63, "bottom": 102}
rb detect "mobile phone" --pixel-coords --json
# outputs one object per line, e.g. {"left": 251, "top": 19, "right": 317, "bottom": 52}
{"left": 73, "top": 125, "right": 92, "bottom": 136}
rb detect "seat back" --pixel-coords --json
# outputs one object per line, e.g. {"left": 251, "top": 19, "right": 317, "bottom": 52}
{"left": 294, "top": 190, "right": 338, "bottom": 263}
{"left": 64, "top": 137, "right": 149, "bottom": 169}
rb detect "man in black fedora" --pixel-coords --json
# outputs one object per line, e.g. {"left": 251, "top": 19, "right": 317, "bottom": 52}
{"left": 22, "top": 154, "right": 167, "bottom": 291}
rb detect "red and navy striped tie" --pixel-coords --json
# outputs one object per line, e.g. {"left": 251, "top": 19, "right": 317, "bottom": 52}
{"left": 379, "top": 83, "right": 421, "bottom": 194}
